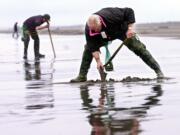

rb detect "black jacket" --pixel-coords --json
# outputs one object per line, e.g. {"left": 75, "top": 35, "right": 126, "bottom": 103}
{"left": 85, "top": 7, "right": 135, "bottom": 52}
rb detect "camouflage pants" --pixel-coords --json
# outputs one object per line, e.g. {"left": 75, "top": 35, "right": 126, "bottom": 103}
{"left": 78, "top": 36, "right": 162, "bottom": 76}
{"left": 78, "top": 45, "right": 93, "bottom": 77}
{"left": 22, "top": 26, "right": 40, "bottom": 57}
{"left": 125, "top": 36, "right": 162, "bottom": 74}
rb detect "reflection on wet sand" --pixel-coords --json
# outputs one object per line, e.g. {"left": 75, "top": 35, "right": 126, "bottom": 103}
{"left": 23, "top": 60, "right": 55, "bottom": 110}
{"left": 80, "top": 83, "right": 163, "bottom": 135}
{"left": 1, "top": 34, "right": 180, "bottom": 135}
{"left": 24, "top": 61, "right": 42, "bottom": 81}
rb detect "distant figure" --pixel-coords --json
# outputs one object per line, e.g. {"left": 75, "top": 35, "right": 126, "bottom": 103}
{"left": 21, "top": 14, "right": 50, "bottom": 60}
{"left": 12, "top": 22, "right": 19, "bottom": 39}
{"left": 71, "top": 7, "right": 164, "bottom": 82}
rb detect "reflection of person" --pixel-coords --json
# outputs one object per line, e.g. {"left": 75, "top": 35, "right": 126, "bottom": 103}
{"left": 89, "top": 115, "right": 110, "bottom": 135}
{"left": 24, "top": 61, "right": 41, "bottom": 80}
{"left": 80, "top": 83, "right": 140, "bottom": 135}
{"left": 23, "top": 60, "right": 55, "bottom": 110}
{"left": 71, "top": 7, "right": 164, "bottom": 82}
{"left": 80, "top": 84, "right": 113, "bottom": 135}
{"left": 12, "top": 22, "right": 19, "bottom": 39}
{"left": 21, "top": 14, "right": 50, "bottom": 60}
{"left": 79, "top": 83, "right": 163, "bottom": 135}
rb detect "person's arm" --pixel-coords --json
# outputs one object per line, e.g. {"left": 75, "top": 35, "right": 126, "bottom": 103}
{"left": 36, "top": 22, "right": 49, "bottom": 30}
{"left": 92, "top": 51, "right": 104, "bottom": 70}
{"left": 124, "top": 8, "right": 136, "bottom": 38}
{"left": 126, "top": 23, "right": 135, "bottom": 38}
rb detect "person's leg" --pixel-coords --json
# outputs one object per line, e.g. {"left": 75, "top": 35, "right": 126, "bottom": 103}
{"left": 31, "top": 31, "right": 39, "bottom": 58}
{"left": 12, "top": 32, "right": 14, "bottom": 38}
{"left": 16, "top": 31, "right": 19, "bottom": 39}
{"left": 71, "top": 45, "right": 93, "bottom": 82}
{"left": 22, "top": 30, "right": 30, "bottom": 59}
{"left": 125, "top": 36, "right": 164, "bottom": 78}
{"left": 31, "top": 31, "right": 45, "bottom": 59}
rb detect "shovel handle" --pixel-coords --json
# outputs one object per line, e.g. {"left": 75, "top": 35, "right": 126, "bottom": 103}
{"left": 104, "top": 39, "right": 128, "bottom": 67}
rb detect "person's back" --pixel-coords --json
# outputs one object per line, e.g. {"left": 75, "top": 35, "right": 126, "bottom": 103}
{"left": 95, "top": 7, "right": 134, "bottom": 24}
{"left": 86, "top": 7, "right": 135, "bottom": 42}
{"left": 23, "top": 15, "right": 45, "bottom": 30}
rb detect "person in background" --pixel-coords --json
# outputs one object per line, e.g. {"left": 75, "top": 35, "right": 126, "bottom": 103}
{"left": 71, "top": 7, "right": 164, "bottom": 82}
{"left": 12, "top": 22, "right": 19, "bottom": 39}
{"left": 22, "top": 14, "right": 50, "bottom": 60}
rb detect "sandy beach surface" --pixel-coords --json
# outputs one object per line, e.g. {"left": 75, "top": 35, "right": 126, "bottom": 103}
{"left": 0, "top": 34, "right": 180, "bottom": 135}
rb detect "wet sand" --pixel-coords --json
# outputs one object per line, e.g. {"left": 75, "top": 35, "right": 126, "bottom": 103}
{"left": 0, "top": 34, "right": 180, "bottom": 135}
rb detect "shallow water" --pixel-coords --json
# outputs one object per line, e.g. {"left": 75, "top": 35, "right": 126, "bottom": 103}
{"left": 0, "top": 34, "right": 180, "bottom": 135}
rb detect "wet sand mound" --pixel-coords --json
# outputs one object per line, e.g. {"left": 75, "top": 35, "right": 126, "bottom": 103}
{"left": 86, "top": 76, "right": 155, "bottom": 83}
{"left": 120, "top": 76, "right": 155, "bottom": 82}
{"left": 54, "top": 76, "right": 172, "bottom": 85}
{"left": 84, "top": 76, "right": 171, "bottom": 83}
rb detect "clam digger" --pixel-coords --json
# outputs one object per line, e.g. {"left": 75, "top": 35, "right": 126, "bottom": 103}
{"left": 71, "top": 7, "right": 164, "bottom": 82}
{"left": 21, "top": 14, "right": 50, "bottom": 60}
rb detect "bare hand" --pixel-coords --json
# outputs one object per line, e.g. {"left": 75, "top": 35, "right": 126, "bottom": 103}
{"left": 97, "top": 61, "right": 104, "bottom": 71}
{"left": 46, "top": 23, "right": 50, "bottom": 28}
{"left": 126, "top": 29, "right": 135, "bottom": 38}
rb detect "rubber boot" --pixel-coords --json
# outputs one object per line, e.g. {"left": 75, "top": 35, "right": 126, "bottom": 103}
{"left": 125, "top": 36, "right": 164, "bottom": 78}
{"left": 39, "top": 53, "right": 45, "bottom": 58}
{"left": 70, "top": 46, "right": 93, "bottom": 82}
{"left": 155, "top": 69, "right": 164, "bottom": 79}
{"left": 22, "top": 27, "right": 29, "bottom": 59}
{"left": 23, "top": 36, "right": 29, "bottom": 59}
{"left": 34, "top": 40, "right": 45, "bottom": 60}
{"left": 34, "top": 42, "right": 40, "bottom": 60}
{"left": 34, "top": 38, "right": 41, "bottom": 60}
{"left": 23, "top": 47, "right": 28, "bottom": 59}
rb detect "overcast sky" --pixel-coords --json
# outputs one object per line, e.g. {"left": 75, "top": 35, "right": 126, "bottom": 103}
{"left": 0, "top": 0, "right": 180, "bottom": 28}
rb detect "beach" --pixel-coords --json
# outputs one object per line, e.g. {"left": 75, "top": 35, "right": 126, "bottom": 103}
{"left": 0, "top": 33, "right": 180, "bottom": 135}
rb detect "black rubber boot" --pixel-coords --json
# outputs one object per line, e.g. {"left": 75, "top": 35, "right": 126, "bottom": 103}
{"left": 70, "top": 75, "right": 87, "bottom": 83}
{"left": 34, "top": 44, "right": 45, "bottom": 60}
{"left": 22, "top": 28, "right": 30, "bottom": 59}
{"left": 125, "top": 36, "right": 164, "bottom": 78}
{"left": 70, "top": 46, "right": 93, "bottom": 82}
{"left": 23, "top": 37, "right": 29, "bottom": 59}
{"left": 39, "top": 53, "right": 45, "bottom": 58}
{"left": 34, "top": 38, "right": 41, "bottom": 60}
{"left": 155, "top": 69, "right": 164, "bottom": 79}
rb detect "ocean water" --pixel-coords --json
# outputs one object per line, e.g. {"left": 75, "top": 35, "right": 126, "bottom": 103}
{"left": 0, "top": 34, "right": 180, "bottom": 135}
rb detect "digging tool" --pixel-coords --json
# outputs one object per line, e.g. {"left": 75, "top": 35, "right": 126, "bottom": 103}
{"left": 98, "top": 39, "right": 128, "bottom": 81}
{"left": 104, "top": 39, "right": 128, "bottom": 67}
{"left": 48, "top": 26, "right": 56, "bottom": 58}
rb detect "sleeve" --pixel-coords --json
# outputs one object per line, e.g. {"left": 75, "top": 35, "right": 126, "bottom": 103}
{"left": 124, "top": 8, "right": 136, "bottom": 24}
{"left": 86, "top": 40, "right": 100, "bottom": 52}
{"left": 85, "top": 25, "right": 101, "bottom": 52}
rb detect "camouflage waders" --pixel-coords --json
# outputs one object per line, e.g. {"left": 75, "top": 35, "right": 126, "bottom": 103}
{"left": 71, "top": 42, "right": 114, "bottom": 82}
{"left": 22, "top": 26, "right": 44, "bottom": 59}
{"left": 125, "top": 36, "right": 164, "bottom": 78}
{"left": 71, "top": 36, "right": 164, "bottom": 82}
{"left": 71, "top": 45, "right": 93, "bottom": 82}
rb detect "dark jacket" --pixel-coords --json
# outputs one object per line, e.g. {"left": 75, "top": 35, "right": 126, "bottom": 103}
{"left": 85, "top": 7, "right": 135, "bottom": 52}
{"left": 23, "top": 15, "right": 45, "bottom": 31}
